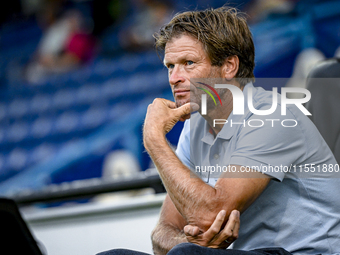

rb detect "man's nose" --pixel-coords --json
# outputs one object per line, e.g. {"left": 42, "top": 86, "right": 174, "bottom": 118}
{"left": 169, "top": 66, "right": 185, "bottom": 86}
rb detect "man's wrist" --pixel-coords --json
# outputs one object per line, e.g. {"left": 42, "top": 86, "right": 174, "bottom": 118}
{"left": 143, "top": 127, "right": 166, "bottom": 151}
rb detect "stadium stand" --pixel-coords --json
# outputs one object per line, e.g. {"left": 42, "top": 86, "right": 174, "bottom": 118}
{"left": 0, "top": 0, "right": 340, "bottom": 204}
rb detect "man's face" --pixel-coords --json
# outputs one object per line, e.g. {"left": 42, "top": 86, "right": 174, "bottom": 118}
{"left": 164, "top": 34, "right": 223, "bottom": 108}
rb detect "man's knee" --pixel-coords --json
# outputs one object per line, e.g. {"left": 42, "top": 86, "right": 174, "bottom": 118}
{"left": 96, "top": 249, "right": 125, "bottom": 255}
{"left": 96, "top": 248, "right": 147, "bottom": 255}
{"left": 168, "top": 243, "right": 204, "bottom": 255}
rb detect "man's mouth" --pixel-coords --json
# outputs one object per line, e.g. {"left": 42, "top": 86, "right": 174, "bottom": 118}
{"left": 174, "top": 89, "right": 190, "bottom": 96}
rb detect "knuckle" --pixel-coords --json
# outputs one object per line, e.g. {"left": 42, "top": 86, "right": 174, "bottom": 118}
{"left": 225, "top": 230, "right": 233, "bottom": 236}
{"left": 211, "top": 227, "right": 219, "bottom": 234}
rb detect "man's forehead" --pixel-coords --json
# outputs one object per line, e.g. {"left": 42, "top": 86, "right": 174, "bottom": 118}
{"left": 164, "top": 34, "right": 205, "bottom": 61}
{"left": 165, "top": 34, "right": 202, "bottom": 51}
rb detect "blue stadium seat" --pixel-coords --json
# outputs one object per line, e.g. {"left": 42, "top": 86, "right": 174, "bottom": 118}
{"left": 7, "top": 148, "right": 28, "bottom": 175}
{"left": 0, "top": 127, "right": 5, "bottom": 145}
{"left": 76, "top": 84, "right": 103, "bottom": 105}
{"left": 8, "top": 98, "right": 29, "bottom": 119}
{"left": 30, "top": 117, "right": 54, "bottom": 140}
{"left": 29, "top": 94, "right": 53, "bottom": 115}
{"left": 29, "top": 143, "right": 58, "bottom": 166}
{"left": 80, "top": 105, "right": 108, "bottom": 130}
{"left": 6, "top": 122, "right": 30, "bottom": 144}
{"left": 0, "top": 103, "right": 7, "bottom": 123}
{"left": 52, "top": 89, "right": 77, "bottom": 110}
{"left": 55, "top": 112, "right": 81, "bottom": 134}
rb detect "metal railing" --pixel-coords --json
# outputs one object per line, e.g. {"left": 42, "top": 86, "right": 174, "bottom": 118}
{"left": 10, "top": 171, "right": 165, "bottom": 206}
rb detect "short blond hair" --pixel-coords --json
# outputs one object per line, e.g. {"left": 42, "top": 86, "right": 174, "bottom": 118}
{"left": 154, "top": 6, "right": 255, "bottom": 86}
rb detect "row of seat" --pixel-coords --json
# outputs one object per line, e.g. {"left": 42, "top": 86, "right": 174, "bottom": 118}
{"left": 1, "top": 69, "right": 167, "bottom": 123}
{"left": 0, "top": 57, "right": 168, "bottom": 184}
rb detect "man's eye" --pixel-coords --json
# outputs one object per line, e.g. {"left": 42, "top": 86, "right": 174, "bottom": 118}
{"left": 187, "top": 61, "right": 194, "bottom": 65}
{"left": 168, "top": 64, "right": 174, "bottom": 69}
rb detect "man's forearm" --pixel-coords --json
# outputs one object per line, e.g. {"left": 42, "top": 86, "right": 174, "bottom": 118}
{"left": 152, "top": 223, "right": 187, "bottom": 255}
{"left": 144, "top": 129, "right": 220, "bottom": 230}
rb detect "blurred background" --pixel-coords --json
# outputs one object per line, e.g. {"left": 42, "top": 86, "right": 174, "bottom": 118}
{"left": 0, "top": 0, "right": 339, "bottom": 254}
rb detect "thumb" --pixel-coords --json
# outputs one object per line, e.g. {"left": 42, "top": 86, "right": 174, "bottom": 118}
{"left": 175, "top": 103, "right": 199, "bottom": 117}
{"left": 183, "top": 225, "right": 192, "bottom": 236}
{"left": 184, "top": 225, "right": 200, "bottom": 237}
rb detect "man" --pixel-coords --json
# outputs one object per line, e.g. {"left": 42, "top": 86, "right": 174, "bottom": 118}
{"left": 98, "top": 6, "right": 340, "bottom": 255}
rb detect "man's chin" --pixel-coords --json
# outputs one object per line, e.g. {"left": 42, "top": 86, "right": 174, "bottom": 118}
{"left": 175, "top": 100, "right": 190, "bottom": 108}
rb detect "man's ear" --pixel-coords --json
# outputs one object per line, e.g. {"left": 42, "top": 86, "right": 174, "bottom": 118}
{"left": 222, "top": 55, "right": 239, "bottom": 80}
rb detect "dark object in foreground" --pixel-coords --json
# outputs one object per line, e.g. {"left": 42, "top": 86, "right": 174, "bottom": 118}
{"left": 0, "top": 198, "right": 43, "bottom": 254}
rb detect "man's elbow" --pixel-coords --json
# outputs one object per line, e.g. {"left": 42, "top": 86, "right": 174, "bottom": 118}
{"left": 151, "top": 225, "right": 163, "bottom": 255}
{"left": 187, "top": 198, "right": 236, "bottom": 231}
{"left": 151, "top": 224, "right": 161, "bottom": 247}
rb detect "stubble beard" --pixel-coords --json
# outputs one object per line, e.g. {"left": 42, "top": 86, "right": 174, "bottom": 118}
{"left": 175, "top": 99, "right": 188, "bottom": 108}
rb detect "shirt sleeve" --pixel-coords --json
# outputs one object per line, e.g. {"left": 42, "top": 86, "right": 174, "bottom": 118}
{"left": 175, "top": 120, "right": 192, "bottom": 169}
{"left": 229, "top": 107, "right": 307, "bottom": 181}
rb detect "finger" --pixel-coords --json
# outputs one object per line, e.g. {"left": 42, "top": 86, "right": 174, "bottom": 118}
{"left": 184, "top": 225, "right": 200, "bottom": 237}
{"left": 178, "top": 103, "right": 199, "bottom": 121}
{"left": 231, "top": 210, "right": 240, "bottom": 239}
{"left": 203, "top": 210, "right": 226, "bottom": 241}
{"left": 175, "top": 103, "right": 199, "bottom": 118}
{"left": 179, "top": 114, "right": 190, "bottom": 122}
{"left": 214, "top": 210, "right": 240, "bottom": 245}
{"left": 189, "top": 102, "right": 200, "bottom": 112}
{"left": 161, "top": 99, "right": 177, "bottom": 109}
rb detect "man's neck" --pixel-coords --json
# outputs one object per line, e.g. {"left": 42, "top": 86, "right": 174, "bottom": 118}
{"left": 201, "top": 82, "right": 244, "bottom": 137}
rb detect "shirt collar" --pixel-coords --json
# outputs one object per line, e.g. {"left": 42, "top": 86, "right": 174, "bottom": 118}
{"left": 201, "top": 82, "right": 254, "bottom": 144}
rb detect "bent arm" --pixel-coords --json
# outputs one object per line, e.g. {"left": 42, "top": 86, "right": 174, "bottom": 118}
{"left": 145, "top": 129, "right": 270, "bottom": 232}
{"left": 143, "top": 99, "right": 270, "bottom": 232}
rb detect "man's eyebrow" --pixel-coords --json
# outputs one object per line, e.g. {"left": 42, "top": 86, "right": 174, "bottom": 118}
{"left": 163, "top": 59, "right": 170, "bottom": 66}
{"left": 163, "top": 54, "right": 196, "bottom": 66}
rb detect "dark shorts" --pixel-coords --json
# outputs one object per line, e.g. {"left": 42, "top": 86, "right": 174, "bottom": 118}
{"left": 96, "top": 243, "right": 293, "bottom": 255}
